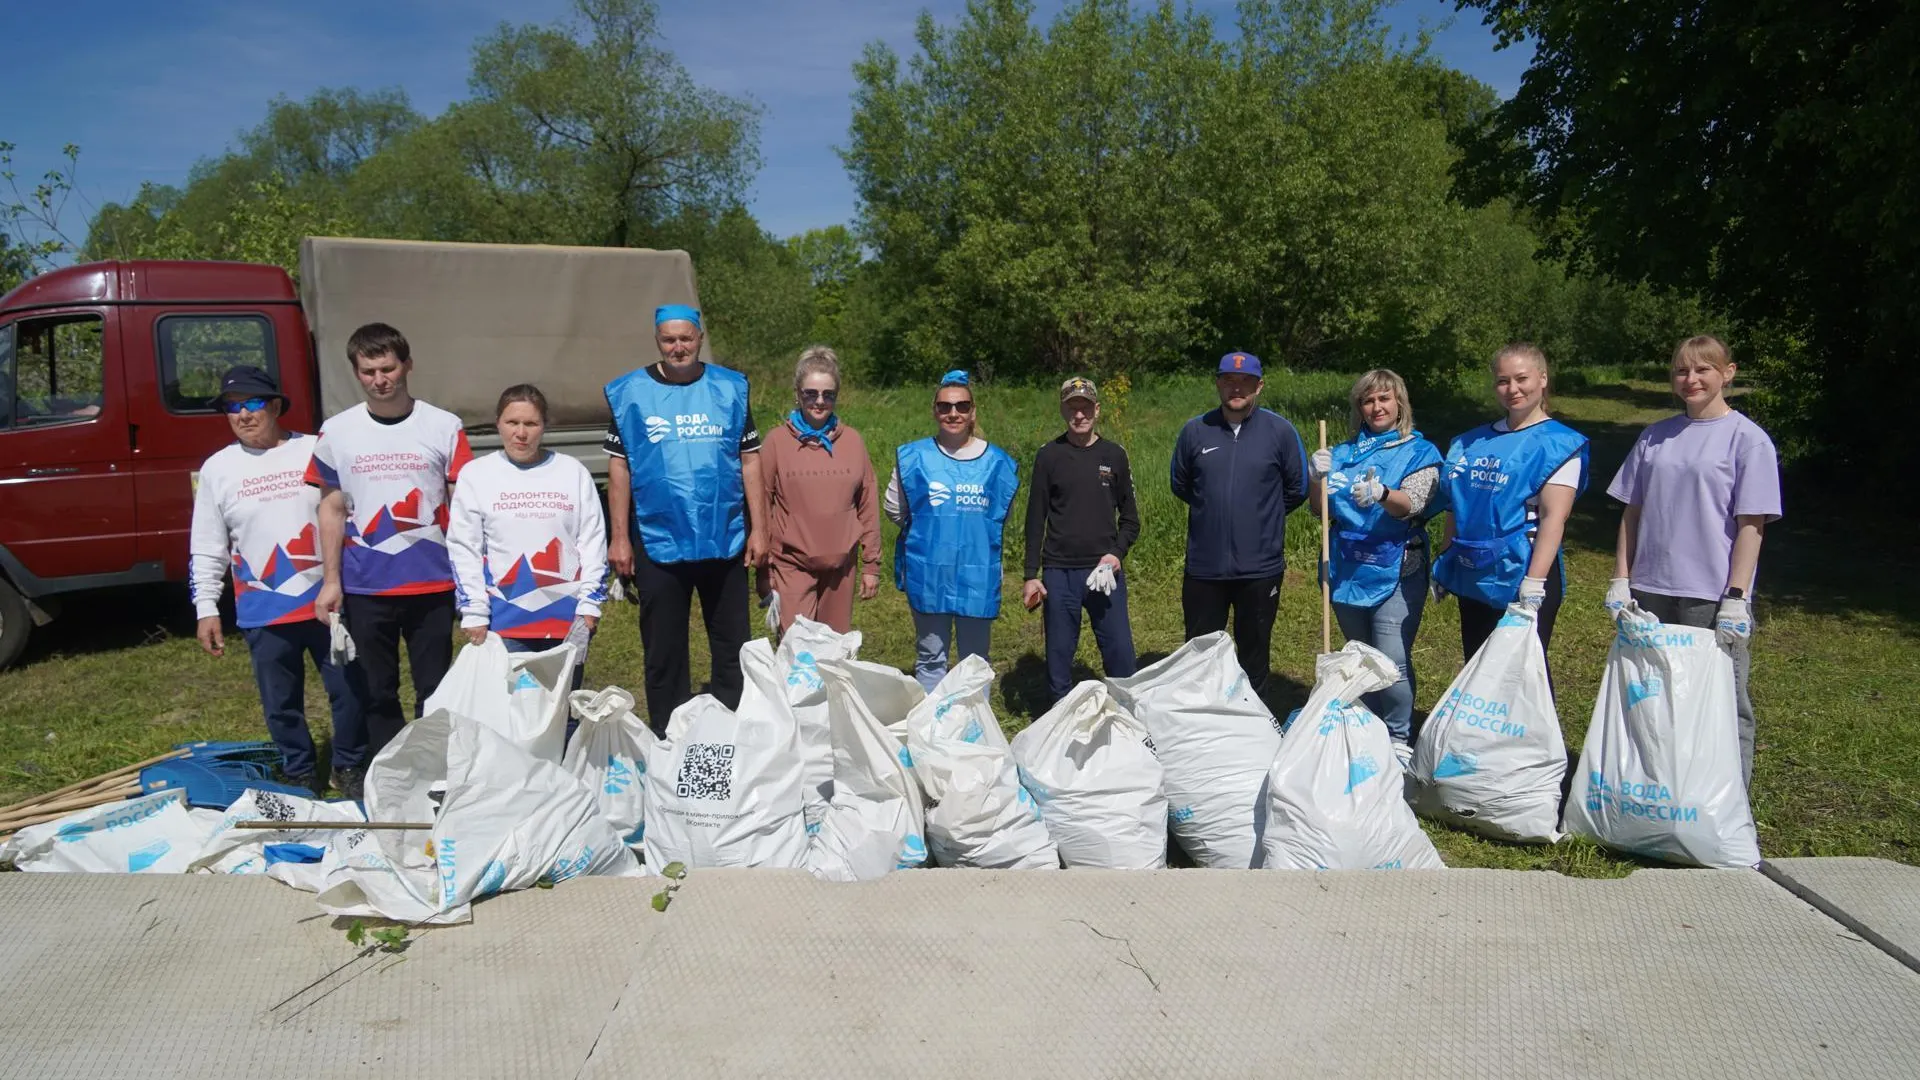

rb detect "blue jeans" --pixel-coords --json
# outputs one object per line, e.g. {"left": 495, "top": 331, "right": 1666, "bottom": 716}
{"left": 1332, "top": 568, "right": 1428, "bottom": 744}
{"left": 1042, "top": 565, "right": 1137, "bottom": 705}
{"left": 910, "top": 609, "right": 994, "bottom": 693}
{"left": 502, "top": 636, "right": 586, "bottom": 744}
{"left": 243, "top": 621, "right": 369, "bottom": 778}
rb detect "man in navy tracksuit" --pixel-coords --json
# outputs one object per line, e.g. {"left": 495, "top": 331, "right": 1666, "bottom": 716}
{"left": 1170, "top": 350, "right": 1309, "bottom": 694}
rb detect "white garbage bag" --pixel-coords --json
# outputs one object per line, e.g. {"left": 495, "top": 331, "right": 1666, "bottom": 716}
{"left": 563, "top": 686, "right": 657, "bottom": 849}
{"left": 905, "top": 656, "right": 1059, "bottom": 869}
{"left": 805, "top": 658, "right": 928, "bottom": 881}
{"left": 1561, "top": 604, "right": 1760, "bottom": 868}
{"left": 1264, "top": 643, "right": 1445, "bottom": 871}
{"left": 777, "top": 615, "right": 863, "bottom": 821}
{"left": 421, "top": 633, "right": 577, "bottom": 763}
{"left": 3, "top": 789, "right": 210, "bottom": 874}
{"left": 1411, "top": 604, "right": 1567, "bottom": 843}
{"left": 191, "top": 788, "right": 366, "bottom": 892}
{"left": 643, "top": 639, "right": 810, "bottom": 870}
{"left": 1105, "top": 632, "right": 1280, "bottom": 867}
{"left": 316, "top": 710, "right": 640, "bottom": 924}
{"left": 1011, "top": 681, "right": 1167, "bottom": 869}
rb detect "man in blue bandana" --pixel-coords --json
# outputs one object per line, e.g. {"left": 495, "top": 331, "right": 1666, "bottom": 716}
{"left": 604, "top": 304, "right": 767, "bottom": 736}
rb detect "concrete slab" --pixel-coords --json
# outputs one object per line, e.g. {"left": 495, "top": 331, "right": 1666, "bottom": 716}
{"left": 586, "top": 868, "right": 1920, "bottom": 1080}
{"left": 1767, "top": 857, "right": 1920, "bottom": 969}
{"left": 2, "top": 864, "right": 1918, "bottom": 1078}
{"left": 0, "top": 874, "right": 659, "bottom": 1079}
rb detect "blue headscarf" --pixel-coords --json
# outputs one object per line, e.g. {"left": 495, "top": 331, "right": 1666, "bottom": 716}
{"left": 787, "top": 408, "right": 839, "bottom": 455}
{"left": 939, "top": 369, "right": 970, "bottom": 387}
{"left": 655, "top": 304, "right": 702, "bottom": 328}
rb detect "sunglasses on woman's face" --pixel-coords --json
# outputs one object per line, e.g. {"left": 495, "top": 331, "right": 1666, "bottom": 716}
{"left": 800, "top": 388, "right": 838, "bottom": 404}
{"left": 935, "top": 400, "right": 974, "bottom": 415}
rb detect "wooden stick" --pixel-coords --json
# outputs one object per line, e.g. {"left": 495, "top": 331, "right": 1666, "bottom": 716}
{"left": 0, "top": 747, "right": 189, "bottom": 819}
{"left": 1319, "top": 419, "right": 1332, "bottom": 655}
{"left": 230, "top": 820, "right": 431, "bottom": 831}
{"left": 0, "top": 780, "right": 142, "bottom": 830}
{"left": 0, "top": 788, "right": 145, "bottom": 835}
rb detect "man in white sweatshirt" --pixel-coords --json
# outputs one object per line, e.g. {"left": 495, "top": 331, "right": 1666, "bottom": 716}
{"left": 190, "top": 366, "right": 367, "bottom": 793}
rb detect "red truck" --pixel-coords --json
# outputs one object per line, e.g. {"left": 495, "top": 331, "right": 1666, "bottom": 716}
{"left": 0, "top": 238, "right": 706, "bottom": 669}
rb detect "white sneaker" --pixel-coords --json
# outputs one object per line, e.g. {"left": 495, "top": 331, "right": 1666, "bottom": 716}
{"left": 1391, "top": 740, "right": 1415, "bottom": 771}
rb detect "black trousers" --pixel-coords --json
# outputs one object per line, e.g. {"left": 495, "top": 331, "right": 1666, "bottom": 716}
{"left": 1458, "top": 568, "right": 1566, "bottom": 676}
{"left": 1182, "top": 573, "right": 1284, "bottom": 694}
{"left": 635, "top": 544, "right": 749, "bottom": 737}
{"left": 342, "top": 590, "right": 456, "bottom": 763}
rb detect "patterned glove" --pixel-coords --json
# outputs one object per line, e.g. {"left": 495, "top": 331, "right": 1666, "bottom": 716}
{"left": 1309, "top": 448, "right": 1333, "bottom": 480}
{"left": 1085, "top": 563, "right": 1117, "bottom": 596}
{"left": 1716, "top": 596, "right": 1752, "bottom": 647}
{"left": 1350, "top": 472, "right": 1385, "bottom": 509}
{"left": 1517, "top": 577, "right": 1548, "bottom": 610}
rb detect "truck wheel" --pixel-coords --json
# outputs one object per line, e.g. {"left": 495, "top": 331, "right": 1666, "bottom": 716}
{"left": 0, "top": 577, "right": 31, "bottom": 671}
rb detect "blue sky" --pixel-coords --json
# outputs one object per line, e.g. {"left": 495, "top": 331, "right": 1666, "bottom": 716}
{"left": 2, "top": 1, "right": 1529, "bottom": 243}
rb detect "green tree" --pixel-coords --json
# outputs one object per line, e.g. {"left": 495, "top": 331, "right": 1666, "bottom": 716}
{"left": 1455, "top": 0, "right": 1920, "bottom": 473}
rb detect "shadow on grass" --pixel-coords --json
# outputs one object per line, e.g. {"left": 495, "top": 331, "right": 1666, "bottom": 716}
{"left": 12, "top": 584, "right": 201, "bottom": 666}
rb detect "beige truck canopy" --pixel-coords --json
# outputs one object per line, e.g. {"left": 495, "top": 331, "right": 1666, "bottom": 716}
{"left": 299, "top": 237, "right": 709, "bottom": 431}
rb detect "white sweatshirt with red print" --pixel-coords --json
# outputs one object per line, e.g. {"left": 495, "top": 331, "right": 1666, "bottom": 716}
{"left": 447, "top": 450, "right": 608, "bottom": 640}
{"left": 191, "top": 434, "right": 325, "bottom": 629}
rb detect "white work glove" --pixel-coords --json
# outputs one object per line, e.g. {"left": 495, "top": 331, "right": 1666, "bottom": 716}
{"left": 1309, "top": 448, "right": 1333, "bottom": 480}
{"left": 1716, "top": 596, "right": 1752, "bottom": 647}
{"left": 1429, "top": 576, "right": 1450, "bottom": 603}
{"left": 607, "top": 575, "right": 628, "bottom": 604}
{"left": 764, "top": 590, "right": 782, "bottom": 636}
{"left": 327, "top": 612, "right": 357, "bottom": 666}
{"left": 1604, "top": 577, "right": 1632, "bottom": 615}
{"left": 1517, "top": 576, "right": 1548, "bottom": 610}
{"left": 1349, "top": 469, "right": 1385, "bottom": 509}
{"left": 1085, "top": 563, "right": 1117, "bottom": 596}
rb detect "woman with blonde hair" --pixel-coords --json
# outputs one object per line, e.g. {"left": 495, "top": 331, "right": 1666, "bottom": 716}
{"left": 886, "top": 370, "right": 1020, "bottom": 691}
{"left": 1433, "top": 343, "right": 1589, "bottom": 678}
{"left": 757, "top": 345, "right": 881, "bottom": 634}
{"left": 1306, "top": 368, "right": 1442, "bottom": 760}
{"left": 1606, "top": 335, "right": 1781, "bottom": 786}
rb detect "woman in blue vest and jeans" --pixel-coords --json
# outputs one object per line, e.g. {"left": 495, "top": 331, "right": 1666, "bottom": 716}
{"left": 885, "top": 371, "right": 1020, "bottom": 692}
{"left": 1308, "top": 369, "right": 1442, "bottom": 763}
{"left": 1433, "top": 342, "right": 1590, "bottom": 678}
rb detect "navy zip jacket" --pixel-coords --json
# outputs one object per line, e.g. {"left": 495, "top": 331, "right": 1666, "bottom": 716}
{"left": 1170, "top": 406, "right": 1309, "bottom": 580}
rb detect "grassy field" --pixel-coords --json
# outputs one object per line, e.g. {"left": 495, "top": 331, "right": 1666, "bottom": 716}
{"left": 3, "top": 364, "right": 1916, "bottom": 877}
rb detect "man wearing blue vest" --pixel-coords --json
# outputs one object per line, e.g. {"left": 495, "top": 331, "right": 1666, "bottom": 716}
{"left": 1170, "top": 350, "right": 1309, "bottom": 695}
{"left": 605, "top": 304, "right": 768, "bottom": 736}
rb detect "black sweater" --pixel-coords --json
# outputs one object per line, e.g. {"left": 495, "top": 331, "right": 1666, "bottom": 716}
{"left": 1023, "top": 434, "right": 1141, "bottom": 578}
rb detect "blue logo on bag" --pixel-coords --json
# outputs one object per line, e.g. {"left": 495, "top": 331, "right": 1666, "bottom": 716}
{"left": 548, "top": 848, "right": 594, "bottom": 884}
{"left": 1433, "top": 751, "right": 1479, "bottom": 779}
{"left": 897, "top": 746, "right": 914, "bottom": 770}
{"left": 1345, "top": 755, "right": 1380, "bottom": 793}
{"left": 56, "top": 823, "right": 95, "bottom": 842}
{"left": 1015, "top": 781, "right": 1045, "bottom": 820}
{"left": 1318, "top": 699, "right": 1373, "bottom": 735}
{"left": 512, "top": 671, "right": 540, "bottom": 692}
{"left": 897, "top": 833, "right": 928, "bottom": 869}
{"left": 1497, "top": 611, "right": 1530, "bottom": 629}
{"left": 786, "top": 652, "right": 822, "bottom": 691}
{"left": 960, "top": 717, "right": 984, "bottom": 743}
{"left": 605, "top": 756, "right": 636, "bottom": 795}
{"left": 476, "top": 859, "right": 508, "bottom": 898}
{"left": 127, "top": 839, "right": 171, "bottom": 872}
{"left": 1626, "top": 675, "right": 1662, "bottom": 708}
{"left": 1170, "top": 805, "right": 1195, "bottom": 823}
{"left": 623, "top": 823, "right": 645, "bottom": 845}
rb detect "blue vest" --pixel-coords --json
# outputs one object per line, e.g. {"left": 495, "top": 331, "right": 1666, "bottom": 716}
{"left": 1327, "top": 430, "right": 1442, "bottom": 608}
{"left": 1434, "top": 418, "right": 1589, "bottom": 608}
{"left": 893, "top": 439, "right": 1019, "bottom": 619}
{"left": 604, "top": 364, "right": 749, "bottom": 564}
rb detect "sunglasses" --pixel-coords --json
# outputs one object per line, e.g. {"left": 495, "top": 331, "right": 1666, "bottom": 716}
{"left": 799, "top": 388, "right": 838, "bottom": 405}
{"left": 934, "top": 400, "right": 974, "bottom": 415}
{"left": 221, "top": 397, "right": 272, "bottom": 414}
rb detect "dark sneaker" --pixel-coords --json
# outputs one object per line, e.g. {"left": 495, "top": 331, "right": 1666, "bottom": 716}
{"left": 333, "top": 767, "right": 366, "bottom": 802}
{"left": 271, "top": 768, "right": 318, "bottom": 797}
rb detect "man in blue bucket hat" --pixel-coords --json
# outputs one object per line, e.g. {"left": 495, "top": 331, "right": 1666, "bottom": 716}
{"left": 1169, "top": 350, "right": 1309, "bottom": 695}
{"left": 604, "top": 304, "right": 767, "bottom": 736}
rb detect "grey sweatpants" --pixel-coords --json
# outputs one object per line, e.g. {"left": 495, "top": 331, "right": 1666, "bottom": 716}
{"left": 1631, "top": 590, "right": 1756, "bottom": 787}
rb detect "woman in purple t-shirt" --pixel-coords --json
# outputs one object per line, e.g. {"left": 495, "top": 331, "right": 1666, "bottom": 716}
{"left": 1606, "top": 335, "right": 1783, "bottom": 787}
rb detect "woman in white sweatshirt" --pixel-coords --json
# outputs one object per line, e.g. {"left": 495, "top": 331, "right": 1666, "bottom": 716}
{"left": 448, "top": 385, "right": 608, "bottom": 689}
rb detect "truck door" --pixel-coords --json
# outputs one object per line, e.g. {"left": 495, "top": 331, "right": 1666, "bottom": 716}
{"left": 0, "top": 310, "right": 138, "bottom": 587}
{"left": 120, "top": 309, "right": 283, "bottom": 578}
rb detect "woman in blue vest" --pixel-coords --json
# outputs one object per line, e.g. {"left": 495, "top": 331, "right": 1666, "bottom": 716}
{"left": 1433, "top": 342, "right": 1590, "bottom": 673}
{"left": 884, "top": 371, "right": 1020, "bottom": 692}
{"left": 1307, "top": 369, "right": 1442, "bottom": 760}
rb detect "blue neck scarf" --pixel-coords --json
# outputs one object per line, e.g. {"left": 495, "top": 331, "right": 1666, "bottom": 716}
{"left": 788, "top": 409, "right": 839, "bottom": 455}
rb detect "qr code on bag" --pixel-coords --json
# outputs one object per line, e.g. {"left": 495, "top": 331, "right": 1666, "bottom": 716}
{"left": 675, "top": 742, "right": 735, "bottom": 801}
